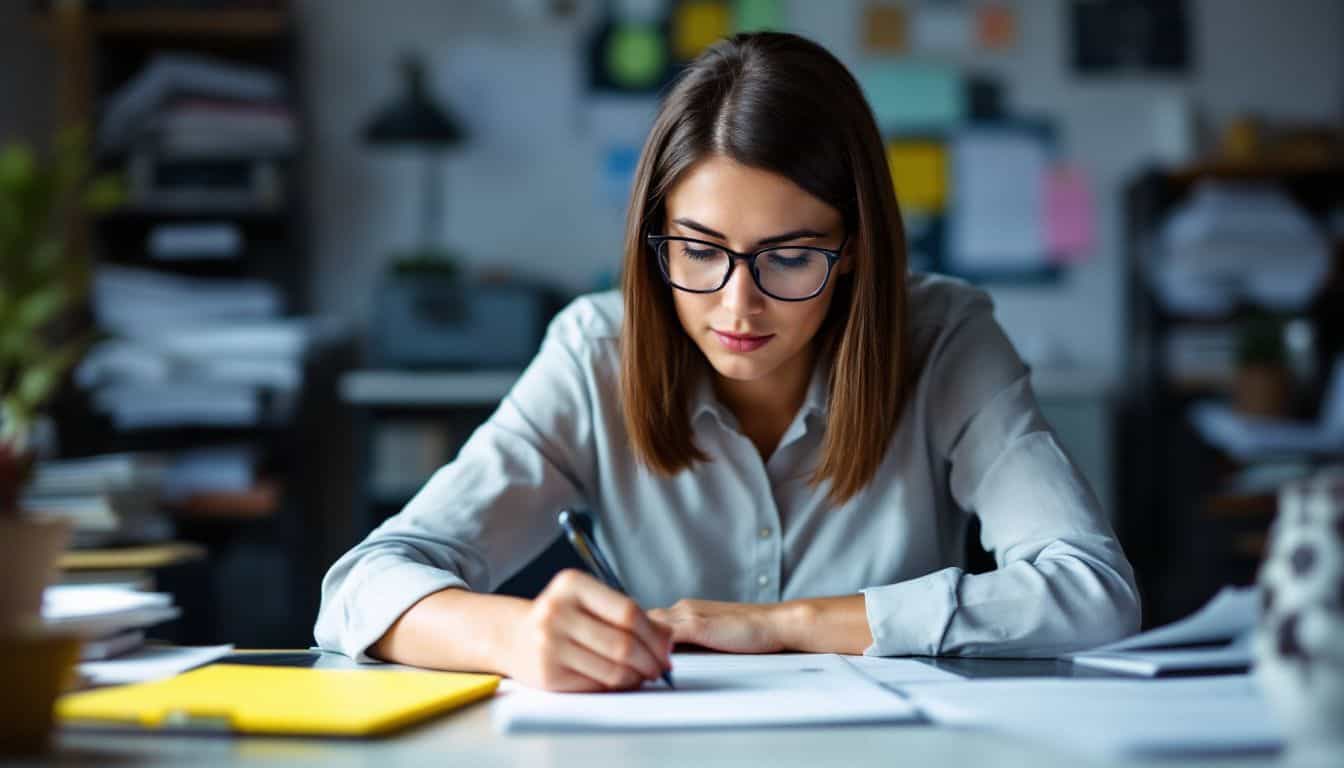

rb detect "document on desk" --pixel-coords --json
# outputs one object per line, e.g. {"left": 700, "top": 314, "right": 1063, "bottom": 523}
{"left": 493, "top": 653, "right": 919, "bottom": 732}
{"left": 899, "top": 675, "right": 1280, "bottom": 757}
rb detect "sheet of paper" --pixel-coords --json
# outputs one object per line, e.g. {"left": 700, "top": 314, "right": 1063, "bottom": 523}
{"left": 79, "top": 644, "right": 233, "bottom": 685}
{"left": 948, "top": 130, "right": 1049, "bottom": 272}
{"left": 493, "top": 653, "right": 917, "bottom": 732}
{"left": 900, "top": 675, "right": 1280, "bottom": 757}
{"left": 1080, "top": 585, "right": 1257, "bottom": 655}
{"left": 841, "top": 655, "right": 966, "bottom": 686}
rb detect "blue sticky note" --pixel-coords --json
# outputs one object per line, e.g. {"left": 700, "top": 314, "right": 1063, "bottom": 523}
{"left": 858, "top": 63, "right": 965, "bottom": 134}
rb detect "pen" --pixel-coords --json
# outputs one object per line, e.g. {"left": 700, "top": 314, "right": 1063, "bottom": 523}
{"left": 557, "top": 508, "right": 675, "bottom": 689}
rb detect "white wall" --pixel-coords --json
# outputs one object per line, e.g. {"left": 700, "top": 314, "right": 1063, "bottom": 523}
{"left": 299, "top": 0, "right": 1344, "bottom": 380}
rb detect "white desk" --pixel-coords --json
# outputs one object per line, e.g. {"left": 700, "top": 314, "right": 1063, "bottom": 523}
{"left": 36, "top": 657, "right": 1282, "bottom": 767}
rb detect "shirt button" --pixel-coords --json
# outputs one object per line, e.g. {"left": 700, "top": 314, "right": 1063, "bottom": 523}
{"left": 758, "top": 527, "right": 772, "bottom": 539}
{"left": 757, "top": 574, "right": 770, "bottom": 587}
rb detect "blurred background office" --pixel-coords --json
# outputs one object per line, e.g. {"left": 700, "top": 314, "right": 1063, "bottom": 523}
{"left": 1, "top": 0, "right": 1341, "bottom": 651}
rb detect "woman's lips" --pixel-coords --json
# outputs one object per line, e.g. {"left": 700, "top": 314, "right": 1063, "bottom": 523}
{"left": 713, "top": 330, "right": 774, "bottom": 353}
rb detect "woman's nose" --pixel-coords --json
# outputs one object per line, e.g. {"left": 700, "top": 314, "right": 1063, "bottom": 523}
{"left": 720, "top": 259, "right": 765, "bottom": 315}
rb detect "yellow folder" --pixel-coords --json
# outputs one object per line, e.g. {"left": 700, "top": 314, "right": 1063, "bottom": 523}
{"left": 57, "top": 664, "right": 500, "bottom": 737}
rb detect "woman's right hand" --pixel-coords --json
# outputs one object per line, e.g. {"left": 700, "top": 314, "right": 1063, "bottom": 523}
{"left": 505, "top": 569, "right": 673, "bottom": 692}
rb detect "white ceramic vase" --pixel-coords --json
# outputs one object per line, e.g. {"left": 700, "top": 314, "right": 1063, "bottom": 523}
{"left": 1253, "top": 467, "right": 1344, "bottom": 756}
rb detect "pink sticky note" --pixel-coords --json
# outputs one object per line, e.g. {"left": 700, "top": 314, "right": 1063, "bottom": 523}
{"left": 1045, "top": 165, "right": 1094, "bottom": 262}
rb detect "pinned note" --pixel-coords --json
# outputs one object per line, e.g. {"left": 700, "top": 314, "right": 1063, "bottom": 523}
{"left": 673, "top": 0, "right": 731, "bottom": 61}
{"left": 733, "top": 0, "right": 783, "bottom": 33}
{"left": 1045, "top": 165, "right": 1095, "bottom": 262}
{"left": 976, "top": 4, "right": 1017, "bottom": 50}
{"left": 604, "top": 22, "right": 667, "bottom": 90}
{"left": 859, "top": 63, "right": 964, "bottom": 134}
{"left": 948, "top": 128, "right": 1050, "bottom": 273}
{"left": 861, "top": 3, "right": 907, "bottom": 53}
{"left": 886, "top": 140, "right": 947, "bottom": 213}
{"left": 912, "top": 4, "right": 972, "bottom": 52}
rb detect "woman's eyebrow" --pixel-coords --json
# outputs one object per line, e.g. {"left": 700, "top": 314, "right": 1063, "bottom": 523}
{"left": 671, "top": 217, "right": 827, "bottom": 247}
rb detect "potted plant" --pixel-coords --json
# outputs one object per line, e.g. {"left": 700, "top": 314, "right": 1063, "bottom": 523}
{"left": 1233, "top": 312, "right": 1291, "bottom": 419}
{"left": 0, "top": 128, "right": 118, "bottom": 754}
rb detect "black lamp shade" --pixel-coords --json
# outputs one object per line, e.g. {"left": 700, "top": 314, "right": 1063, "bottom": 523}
{"left": 363, "top": 54, "right": 465, "bottom": 146}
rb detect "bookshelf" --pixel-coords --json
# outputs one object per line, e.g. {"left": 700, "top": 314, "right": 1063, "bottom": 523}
{"left": 39, "top": 2, "right": 352, "bottom": 647}
{"left": 1119, "top": 162, "right": 1344, "bottom": 628}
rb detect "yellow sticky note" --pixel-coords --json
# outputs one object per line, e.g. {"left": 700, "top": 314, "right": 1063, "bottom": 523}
{"left": 674, "top": 1, "right": 731, "bottom": 61}
{"left": 886, "top": 141, "right": 947, "bottom": 213}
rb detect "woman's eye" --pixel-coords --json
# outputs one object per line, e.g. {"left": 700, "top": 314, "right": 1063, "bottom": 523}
{"left": 683, "top": 247, "right": 719, "bottom": 260}
{"left": 767, "top": 251, "right": 814, "bottom": 269}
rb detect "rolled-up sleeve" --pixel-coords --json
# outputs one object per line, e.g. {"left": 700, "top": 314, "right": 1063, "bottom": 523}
{"left": 314, "top": 309, "right": 599, "bottom": 661}
{"left": 863, "top": 294, "right": 1141, "bottom": 657}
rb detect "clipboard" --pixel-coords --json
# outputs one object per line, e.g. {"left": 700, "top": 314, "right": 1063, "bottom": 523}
{"left": 57, "top": 663, "right": 500, "bottom": 737}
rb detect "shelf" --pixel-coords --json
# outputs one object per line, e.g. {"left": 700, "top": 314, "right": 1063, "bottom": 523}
{"left": 40, "top": 8, "right": 289, "bottom": 40}
{"left": 60, "top": 541, "right": 206, "bottom": 571}
{"left": 341, "top": 369, "right": 523, "bottom": 407}
{"left": 168, "top": 480, "right": 282, "bottom": 521}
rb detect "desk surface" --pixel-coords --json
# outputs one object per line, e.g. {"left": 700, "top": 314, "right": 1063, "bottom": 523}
{"left": 30, "top": 655, "right": 1280, "bottom": 768}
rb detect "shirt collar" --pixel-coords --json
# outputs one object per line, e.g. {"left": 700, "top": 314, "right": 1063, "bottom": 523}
{"left": 691, "top": 352, "right": 832, "bottom": 429}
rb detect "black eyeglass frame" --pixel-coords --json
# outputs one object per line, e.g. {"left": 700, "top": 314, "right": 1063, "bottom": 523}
{"left": 645, "top": 232, "right": 849, "bottom": 302}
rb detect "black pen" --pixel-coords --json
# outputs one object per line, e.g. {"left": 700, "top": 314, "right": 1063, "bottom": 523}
{"left": 557, "top": 508, "right": 675, "bottom": 689}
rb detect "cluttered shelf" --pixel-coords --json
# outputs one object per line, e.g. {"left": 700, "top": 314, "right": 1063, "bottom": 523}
{"left": 1121, "top": 157, "right": 1344, "bottom": 626}
{"left": 38, "top": 7, "right": 289, "bottom": 40}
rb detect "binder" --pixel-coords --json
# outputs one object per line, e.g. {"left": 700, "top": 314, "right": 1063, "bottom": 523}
{"left": 57, "top": 663, "right": 499, "bottom": 737}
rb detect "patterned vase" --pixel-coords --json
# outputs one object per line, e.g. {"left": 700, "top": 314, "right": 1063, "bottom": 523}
{"left": 1253, "top": 467, "right": 1344, "bottom": 754}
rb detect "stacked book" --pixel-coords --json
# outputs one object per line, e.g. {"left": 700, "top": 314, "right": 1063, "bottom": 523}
{"left": 77, "top": 266, "right": 341, "bottom": 429}
{"left": 42, "top": 584, "right": 180, "bottom": 661}
{"left": 22, "top": 453, "right": 172, "bottom": 549}
{"left": 100, "top": 52, "right": 295, "bottom": 211}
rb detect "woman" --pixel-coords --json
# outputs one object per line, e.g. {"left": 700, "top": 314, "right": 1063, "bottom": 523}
{"left": 316, "top": 32, "right": 1140, "bottom": 691}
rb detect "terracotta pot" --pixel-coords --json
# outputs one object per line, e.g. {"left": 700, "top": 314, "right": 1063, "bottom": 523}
{"left": 0, "top": 630, "right": 81, "bottom": 755}
{"left": 0, "top": 517, "right": 71, "bottom": 634}
{"left": 1234, "top": 364, "right": 1291, "bottom": 419}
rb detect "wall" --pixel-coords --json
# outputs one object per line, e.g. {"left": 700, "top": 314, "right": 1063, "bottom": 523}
{"left": 298, "top": 0, "right": 1342, "bottom": 383}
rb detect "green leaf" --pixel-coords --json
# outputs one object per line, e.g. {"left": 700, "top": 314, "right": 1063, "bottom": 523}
{"left": 0, "top": 144, "right": 36, "bottom": 194}
{"left": 14, "top": 284, "right": 69, "bottom": 335}
{"left": 14, "top": 337, "right": 86, "bottom": 412}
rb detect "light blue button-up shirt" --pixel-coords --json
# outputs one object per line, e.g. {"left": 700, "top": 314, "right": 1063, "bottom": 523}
{"left": 316, "top": 274, "right": 1140, "bottom": 661}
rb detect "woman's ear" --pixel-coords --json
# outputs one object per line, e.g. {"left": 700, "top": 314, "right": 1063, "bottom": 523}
{"left": 838, "top": 236, "right": 859, "bottom": 275}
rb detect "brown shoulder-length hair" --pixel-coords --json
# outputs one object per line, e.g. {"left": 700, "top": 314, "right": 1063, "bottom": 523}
{"left": 620, "top": 31, "right": 908, "bottom": 504}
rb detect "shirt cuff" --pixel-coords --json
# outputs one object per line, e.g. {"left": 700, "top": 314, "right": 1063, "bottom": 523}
{"left": 327, "top": 559, "right": 468, "bottom": 663}
{"left": 860, "top": 567, "right": 961, "bottom": 656}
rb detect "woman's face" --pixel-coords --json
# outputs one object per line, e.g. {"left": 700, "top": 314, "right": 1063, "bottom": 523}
{"left": 661, "top": 155, "right": 850, "bottom": 389}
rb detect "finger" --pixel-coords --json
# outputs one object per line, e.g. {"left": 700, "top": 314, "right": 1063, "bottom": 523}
{"left": 568, "top": 611, "right": 664, "bottom": 680}
{"left": 559, "top": 639, "right": 646, "bottom": 690}
{"left": 573, "top": 579, "right": 672, "bottom": 668}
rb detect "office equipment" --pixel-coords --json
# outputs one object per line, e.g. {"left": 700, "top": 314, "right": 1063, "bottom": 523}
{"left": 558, "top": 508, "right": 674, "bottom": 689}
{"left": 900, "top": 675, "right": 1279, "bottom": 757}
{"left": 58, "top": 664, "right": 499, "bottom": 736}
{"left": 1067, "top": 585, "right": 1256, "bottom": 675}
{"left": 494, "top": 653, "right": 917, "bottom": 732}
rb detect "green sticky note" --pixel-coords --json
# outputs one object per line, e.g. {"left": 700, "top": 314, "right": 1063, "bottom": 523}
{"left": 734, "top": 0, "right": 783, "bottom": 32}
{"left": 858, "top": 63, "right": 965, "bottom": 133}
{"left": 606, "top": 23, "right": 666, "bottom": 89}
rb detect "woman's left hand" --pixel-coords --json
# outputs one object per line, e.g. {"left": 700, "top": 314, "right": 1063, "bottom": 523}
{"left": 648, "top": 599, "right": 790, "bottom": 654}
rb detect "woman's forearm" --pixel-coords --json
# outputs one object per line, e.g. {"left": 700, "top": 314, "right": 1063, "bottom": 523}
{"left": 775, "top": 594, "right": 873, "bottom": 655}
{"left": 369, "top": 588, "right": 531, "bottom": 674}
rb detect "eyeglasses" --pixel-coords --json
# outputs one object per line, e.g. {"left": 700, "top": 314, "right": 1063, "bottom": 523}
{"left": 646, "top": 232, "right": 847, "bottom": 302}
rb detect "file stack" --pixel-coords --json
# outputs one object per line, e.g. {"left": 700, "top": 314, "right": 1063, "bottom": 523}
{"left": 42, "top": 584, "right": 180, "bottom": 662}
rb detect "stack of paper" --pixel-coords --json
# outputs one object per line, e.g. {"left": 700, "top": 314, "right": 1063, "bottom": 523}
{"left": 1066, "top": 585, "right": 1257, "bottom": 676}
{"left": 43, "top": 584, "right": 179, "bottom": 635}
{"left": 493, "top": 654, "right": 922, "bottom": 732}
